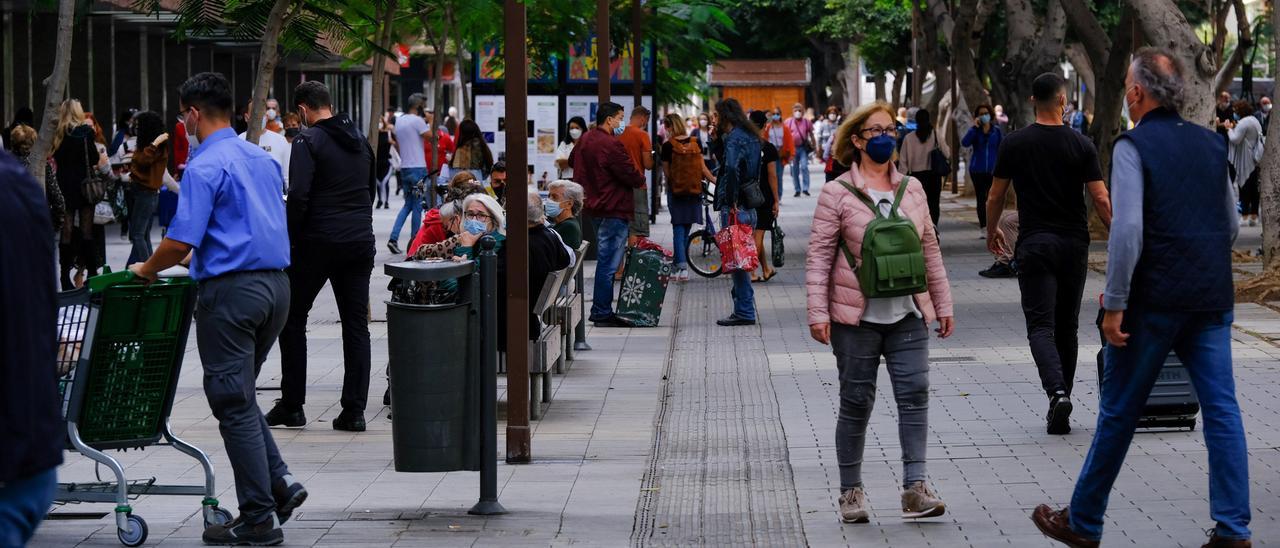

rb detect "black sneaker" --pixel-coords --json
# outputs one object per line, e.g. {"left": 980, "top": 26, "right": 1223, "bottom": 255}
{"left": 202, "top": 514, "right": 283, "bottom": 546}
{"left": 264, "top": 401, "right": 305, "bottom": 428}
{"left": 716, "top": 315, "right": 756, "bottom": 326}
{"left": 1046, "top": 393, "right": 1073, "bottom": 435}
{"left": 978, "top": 262, "right": 1017, "bottom": 279}
{"left": 271, "top": 474, "right": 307, "bottom": 524}
{"left": 803, "top": 191, "right": 811, "bottom": 196}
{"left": 591, "top": 316, "right": 631, "bottom": 328}
{"left": 386, "top": 240, "right": 402, "bottom": 255}
{"left": 793, "top": 192, "right": 802, "bottom": 198}
{"left": 332, "top": 409, "right": 366, "bottom": 432}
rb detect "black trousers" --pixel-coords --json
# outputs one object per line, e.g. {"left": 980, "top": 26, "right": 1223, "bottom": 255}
{"left": 1015, "top": 233, "right": 1089, "bottom": 397}
{"left": 910, "top": 171, "right": 942, "bottom": 227}
{"left": 971, "top": 172, "right": 994, "bottom": 228}
{"left": 278, "top": 240, "right": 375, "bottom": 412}
{"left": 1241, "top": 168, "right": 1260, "bottom": 216}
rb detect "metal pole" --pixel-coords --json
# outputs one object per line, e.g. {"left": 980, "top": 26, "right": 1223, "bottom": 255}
{"left": 469, "top": 236, "right": 507, "bottom": 515}
{"left": 503, "top": 0, "right": 532, "bottom": 464}
{"left": 597, "top": 0, "right": 610, "bottom": 106}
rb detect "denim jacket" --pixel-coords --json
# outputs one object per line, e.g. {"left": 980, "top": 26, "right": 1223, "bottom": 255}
{"left": 714, "top": 127, "right": 762, "bottom": 211}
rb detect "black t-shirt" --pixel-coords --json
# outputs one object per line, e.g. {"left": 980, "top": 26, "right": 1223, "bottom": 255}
{"left": 992, "top": 123, "right": 1103, "bottom": 241}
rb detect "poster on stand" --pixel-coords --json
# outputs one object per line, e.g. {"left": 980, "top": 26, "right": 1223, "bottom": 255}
{"left": 474, "top": 95, "right": 561, "bottom": 187}
{"left": 565, "top": 95, "right": 653, "bottom": 130}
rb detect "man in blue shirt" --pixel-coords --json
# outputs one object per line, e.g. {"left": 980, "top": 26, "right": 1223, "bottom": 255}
{"left": 129, "top": 72, "right": 306, "bottom": 546}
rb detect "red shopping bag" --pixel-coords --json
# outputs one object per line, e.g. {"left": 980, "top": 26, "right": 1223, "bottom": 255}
{"left": 715, "top": 209, "right": 760, "bottom": 273}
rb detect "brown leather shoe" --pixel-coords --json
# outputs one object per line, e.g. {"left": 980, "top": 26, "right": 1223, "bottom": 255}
{"left": 1031, "top": 505, "right": 1099, "bottom": 548}
{"left": 1202, "top": 531, "right": 1252, "bottom": 548}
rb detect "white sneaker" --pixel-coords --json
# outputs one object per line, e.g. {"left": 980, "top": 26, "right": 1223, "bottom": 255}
{"left": 978, "top": 229, "right": 987, "bottom": 240}
{"left": 1249, "top": 217, "right": 1258, "bottom": 227}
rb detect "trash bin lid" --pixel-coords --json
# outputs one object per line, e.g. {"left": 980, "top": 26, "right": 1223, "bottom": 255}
{"left": 385, "top": 259, "right": 475, "bottom": 282}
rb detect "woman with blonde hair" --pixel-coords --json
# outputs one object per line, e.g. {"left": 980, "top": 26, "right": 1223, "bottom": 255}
{"left": 658, "top": 112, "right": 715, "bottom": 280}
{"left": 806, "top": 100, "right": 955, "bottom": 524}
{"left": 50, "top": 99, "right": 102, "bottom": 289}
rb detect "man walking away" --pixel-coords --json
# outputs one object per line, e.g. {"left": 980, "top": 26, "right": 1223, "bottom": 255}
{"left": 569, "top": 101, "right": 646, "bottom": 327}
{"left": 1033, "top": 47, "right": 1250, "bottom": 548}
{"left": 619, "top": 105, "right": 654, "bottom": 244}
{"left": 268, "top": 81, "right": 377, "bottom": 433}
{"left": 986, "top": 72, "right": 1112, "bottom": 436}
{"left": 0, "top": 148, "right": 62, "bottom": 547}
{"left": 784, "top": 102, "right": 816, "bottom": 196}
{"left": 130, "top": 72, "right": 306, "bottom": 546}
{"left": 387, "top": 93, "right": 432, "bottom": 255}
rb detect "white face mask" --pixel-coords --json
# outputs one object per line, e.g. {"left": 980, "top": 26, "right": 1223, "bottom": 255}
{"left": 569, "top": 128, "right": 583, "bottom": 140}
{"left": 827, "top": 113, "right": 837, "bottom": 121}
{"left": 186, "top": 121, "right": 200, "bottom": 147}
{"left": 266, "top": 108, "right": 278, "bottom": 120}
{"left": 793, "top": 111, "right": 803, "bottom": 119}
{"left": 1265, "top": 104, "right": 1273, "bottom": 113}
{"left": 699, "top": 119, "right": 708, "bottom": 127}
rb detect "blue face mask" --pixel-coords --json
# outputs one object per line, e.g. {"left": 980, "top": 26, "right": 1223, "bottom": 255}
{"left": 771, "top": 114, "right": 781, "bottom": 121}
{"left": 1233, "top": 113, "right": 1241, "bottom": 121}
{"left": 864, "top": 134, "right": 896, "bottom": 165}
{"left": 544, "top": 199, "right": 562, "bottom": 219}
{"left": 979, "top": 114, "right": 992, "bottom": 125}
{"left": 462, "top": 219, "right": 488, "bottom": 235}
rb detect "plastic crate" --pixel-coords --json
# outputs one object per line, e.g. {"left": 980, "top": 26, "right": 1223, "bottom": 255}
{"left": 70, "top": 275, "right": 196, "bottom": 449}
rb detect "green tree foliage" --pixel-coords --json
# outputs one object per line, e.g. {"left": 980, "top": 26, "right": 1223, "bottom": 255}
{"left": 611, "top": 0, "right": 735, "bottom": 105}
{"left": 816, "top": 0, "right": 911, "bottom": 77}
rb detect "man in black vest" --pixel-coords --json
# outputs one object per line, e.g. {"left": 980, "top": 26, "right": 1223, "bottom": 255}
{"left": 986, "top": 73, "right": 1112, "bottom": 436}
{"left": 1033, "top": 48, "right": 1250, "bottom": 548}
{"left": 268, "top": 81, "right": 377, "bottom": 432}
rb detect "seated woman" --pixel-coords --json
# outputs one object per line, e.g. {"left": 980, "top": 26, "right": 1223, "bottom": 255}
{"left": 406, "top": 171, "right": 486, "bottom": 257}
{"left": 545, "top": 179, "right": 584, "bottom": 249}
{"left": 526, "top": 189, "right": 573, "bottom": 338}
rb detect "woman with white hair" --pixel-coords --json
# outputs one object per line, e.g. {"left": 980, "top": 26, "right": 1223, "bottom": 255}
{"left": 527, "top": 189, "right": 573, "bottom": 339}
{"left": 546, "top": 179, "right": 584, "bottom": 249}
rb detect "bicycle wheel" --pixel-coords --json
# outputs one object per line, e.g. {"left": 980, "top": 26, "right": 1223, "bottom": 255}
{"left": 687, "top": 229, "right": 723, "bottom": 278}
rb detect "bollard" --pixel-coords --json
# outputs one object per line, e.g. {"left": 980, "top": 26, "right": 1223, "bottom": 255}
{"left": 573, "top": 266, "right": 591, "bottom": 352}
{"left": 469, "top": 235, "right": 506, "bottom": 515}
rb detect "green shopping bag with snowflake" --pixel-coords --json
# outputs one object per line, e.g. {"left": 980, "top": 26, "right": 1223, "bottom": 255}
{"left": 615, "top": 238, "right": 673, "bottom": 327}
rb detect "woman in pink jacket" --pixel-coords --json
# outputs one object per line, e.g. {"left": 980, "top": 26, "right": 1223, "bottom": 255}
{"left": 805, "top": 101, "right": 955, "bottom": 524}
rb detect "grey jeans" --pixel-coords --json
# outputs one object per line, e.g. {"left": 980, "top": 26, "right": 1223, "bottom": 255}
{"left": 831, "top": 317, "right": 930, "bottom": 490}
{"left": 196, "top": 270, "right": 292, "bottom": 524}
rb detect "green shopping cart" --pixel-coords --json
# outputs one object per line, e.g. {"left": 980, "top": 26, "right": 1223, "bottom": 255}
{"left": 55, "top": 269, "right": 231, "bottom": 546}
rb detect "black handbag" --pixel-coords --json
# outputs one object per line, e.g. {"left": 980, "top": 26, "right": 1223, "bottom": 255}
{"left": 735, "top": 149, "right": 767, "bottom": 209}
{"left": 771, "top": 220, "right": 785, "bottom": 268}
{"left": 929, "top": 136, "right": 950, "bottom": 177}
{"left": 79, "top": 137, "right": 108, "bottom": 204}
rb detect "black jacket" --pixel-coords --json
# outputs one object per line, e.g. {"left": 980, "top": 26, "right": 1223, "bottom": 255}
{"left": 0, "top": 148, "right": 63, "bottom": 482}
{"left": 287, "top": 113, "right": 376, "bottom": 245}
{"left": 528, "top": 224, "right": 572, "bottom": 339}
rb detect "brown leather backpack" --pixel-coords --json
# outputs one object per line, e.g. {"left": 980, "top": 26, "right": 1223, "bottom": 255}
{"left": 669, "top": 137, "right": 703, "bottom": 197}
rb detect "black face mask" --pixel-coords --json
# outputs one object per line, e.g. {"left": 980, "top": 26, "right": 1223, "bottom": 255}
{"left": 285, "top": 127, "right": 300, "bottom": 139}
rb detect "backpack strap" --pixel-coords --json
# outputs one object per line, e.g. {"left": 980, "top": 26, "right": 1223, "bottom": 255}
{"left": 888, "top": 176, "right": 912, "bottom": 218}
{"left": 835, "top": 178, "right": 883, "bottom": 219}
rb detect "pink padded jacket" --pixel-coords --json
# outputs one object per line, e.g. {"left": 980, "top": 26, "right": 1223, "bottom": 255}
{"left": 805, "top": 167, "right": 954, "bottom": 327}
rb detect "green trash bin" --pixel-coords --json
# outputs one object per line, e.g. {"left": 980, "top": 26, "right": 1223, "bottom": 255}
{"left": 385, "top": 260, "right": 482, "bottom": 472}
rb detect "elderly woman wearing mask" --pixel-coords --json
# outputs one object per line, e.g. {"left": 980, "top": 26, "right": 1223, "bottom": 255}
{"left": 546, "top": 179, "right": 585, "bottom": 249}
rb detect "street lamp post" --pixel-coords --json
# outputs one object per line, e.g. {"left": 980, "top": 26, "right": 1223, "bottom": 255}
{"left": 503, "top": 0, "right": 531, "bottom": 464}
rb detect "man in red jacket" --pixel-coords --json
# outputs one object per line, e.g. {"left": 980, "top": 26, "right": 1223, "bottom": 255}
{"left": 569, "top": 101, "right": 646, "bottom": 327}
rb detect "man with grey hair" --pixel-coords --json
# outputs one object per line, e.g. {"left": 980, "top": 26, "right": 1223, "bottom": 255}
{"left": 1033, "top": 48, "right": 1250, "bottom": 548}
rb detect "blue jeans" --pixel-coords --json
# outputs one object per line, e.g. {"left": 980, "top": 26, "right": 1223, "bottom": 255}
{"left": 0, "top": 466, "right": 56, "bottom": 547}
{"left": 720, "top": 209, "right": 757, "bottom": 320}
{"left": 390, "top": 167, "right": 428, "bottom": 243}
{"left": 672, "top": 223, "right": 691, "bottom": 270}
{"left": 774, "top": 160, "right": 786, "bottom": 199}
{"left": 1069, "top": 309, "right": 1249, "bottom": 541}
{"left": 589, "top": 217, "right": 630, "bottom": 320}
{"left": 127, "top": 189, "right": 158, "bottom": 266}
{"left": 792, "top": 145, "right": 811, "bottom": 194}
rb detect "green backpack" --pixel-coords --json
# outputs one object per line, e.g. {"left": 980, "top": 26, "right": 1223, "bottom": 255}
{"left": 836, "top": 178, "right": 928, "bottom": 298}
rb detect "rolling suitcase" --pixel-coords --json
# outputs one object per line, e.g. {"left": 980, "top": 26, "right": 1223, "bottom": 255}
{"left": 1095, "top": 307, "right": 1200, "bottom": 430}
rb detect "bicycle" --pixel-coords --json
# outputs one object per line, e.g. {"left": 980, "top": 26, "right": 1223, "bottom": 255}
{"left": 686, "top": 181, "right": 723, "bottom": 278}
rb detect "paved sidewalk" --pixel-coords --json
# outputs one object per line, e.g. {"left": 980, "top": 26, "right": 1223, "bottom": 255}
{"left": 32, "top": 166, "right": 1280, "bottom": 547}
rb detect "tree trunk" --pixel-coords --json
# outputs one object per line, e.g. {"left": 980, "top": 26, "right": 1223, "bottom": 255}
{"left": 998, "top": 0, "right": 1066, "bottom": 128}
{"left": 1212, "top": 0, "right": 1252, "bottom": 95}
{"left": 842, "top": 45, "right": 861, "bottom": 109}
{"left": 368, "top": 0, "right": 398, "bottom": 149}
{"left": 26, "top": 0, "right": 76, "bottom": 190}
{"left": 454, "top": 38, "right": 470, "bottom": 119}
{"left": 1064, "top": 43, "right": 1096, "bottom": 112}
{"left": 1090, "top": 8, "right": 1136, "bottom": 183}
{"left": 1128, "top": 0, "right": 1218, "bottom": 127}
{"left": 891, "top": 67, "right": 906, "bottom": 110}
{"left": 422, "top": 11, "right": 447, "bottom": 195}
{"left": 246, "top": 0, "right": 293, "bottom": 145}
{"left": 1262, "top": 5, "right": 1280, "bottom": 267}
{"left": 874, "top": 73, "right": 887, "bottom": 102}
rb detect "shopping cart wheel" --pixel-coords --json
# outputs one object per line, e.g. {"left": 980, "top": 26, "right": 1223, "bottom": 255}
{"left": 117, "top": 514, "right": 148, "bottom": 547}
{"left": 204, "top": 505, "right": 233, "bottom": 527}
